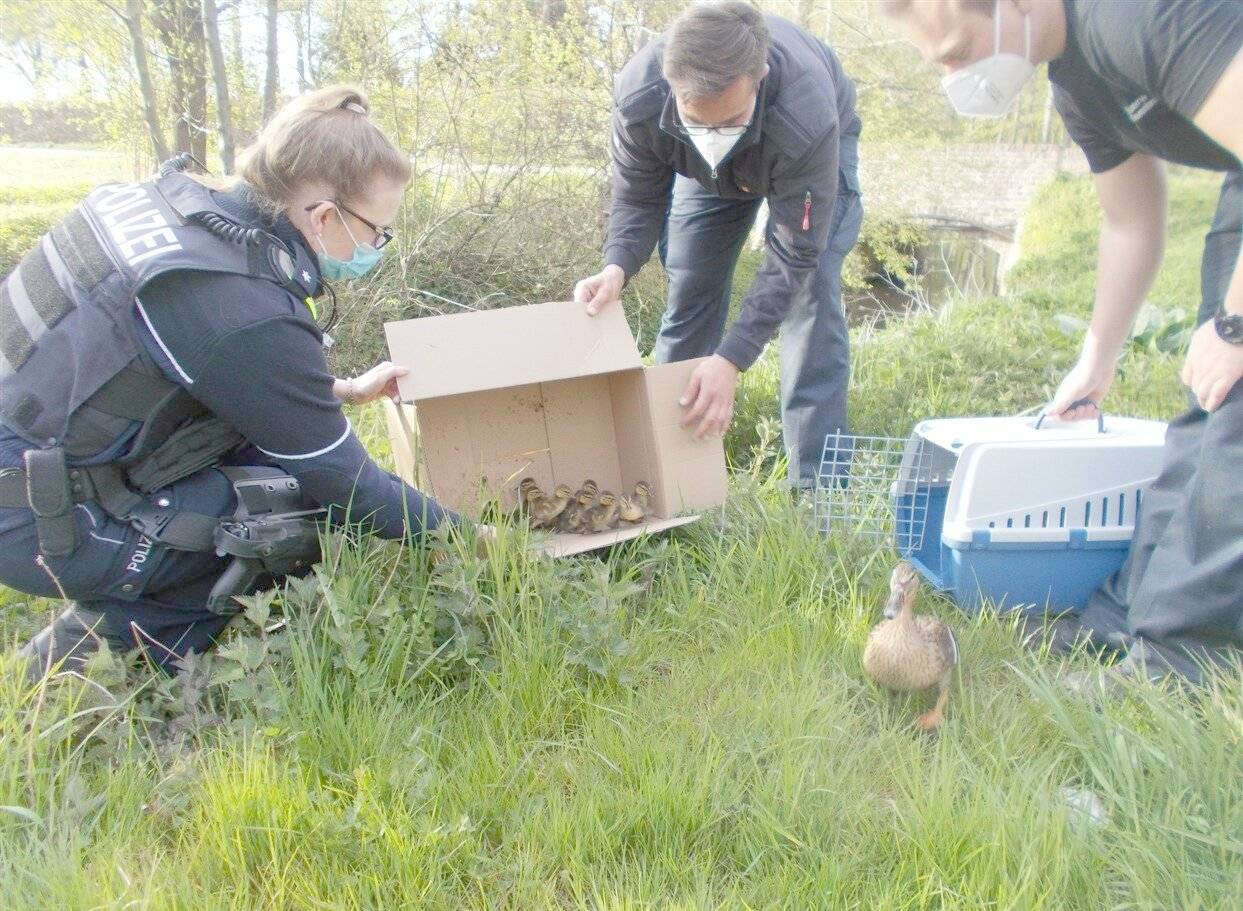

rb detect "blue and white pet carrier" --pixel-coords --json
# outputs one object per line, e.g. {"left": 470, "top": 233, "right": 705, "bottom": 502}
{"left": 816, "top": 414, "right": 1168, "bottom": 613}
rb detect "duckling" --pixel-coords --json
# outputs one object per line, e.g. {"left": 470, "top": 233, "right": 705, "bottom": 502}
{"left": 632, "top": 480, "right": 651, "bottom": 512}
{"left": 559, "top": 480, "right": 599, "bottom": 533}
{"left": 585, "top": 491, "right": 620, "bottom": 533}
{"left": 530, "top": 483, "right": 572, "bottom": 529}
{"left": 617, "top": 495, "right": 645, "bottom": 524}
{"left": 515, "top": 477, "right": 544, "bottom": 518}
{"left": 862, "top": 561, "right": 958, "bottom": 731}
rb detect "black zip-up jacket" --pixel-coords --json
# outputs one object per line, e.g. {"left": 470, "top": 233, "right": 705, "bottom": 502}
{"left": 603, "top": 14, "right": 859, "bottom": 371}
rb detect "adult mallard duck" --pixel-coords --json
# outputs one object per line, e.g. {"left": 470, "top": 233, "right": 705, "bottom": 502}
{"left": 863, "top": 561, "right": 958, "bottom": 730}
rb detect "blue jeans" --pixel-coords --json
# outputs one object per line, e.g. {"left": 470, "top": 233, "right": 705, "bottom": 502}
{"left": 654, "top": 133, "right": 863, "bottom": 486}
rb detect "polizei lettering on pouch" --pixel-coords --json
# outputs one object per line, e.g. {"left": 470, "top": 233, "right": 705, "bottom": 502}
{"left": 92, "top": 184, "right": 183, "bottom": 268}
{"left": 126, "top": 535, "right": 154, "bottom": 574}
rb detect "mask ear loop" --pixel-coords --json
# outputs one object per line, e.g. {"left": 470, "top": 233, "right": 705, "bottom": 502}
{"left": 331, "top": 203, "right": 364, "bottom": 249}
{"left": 995, "top": 0, "right": 1032, "bottom": 61}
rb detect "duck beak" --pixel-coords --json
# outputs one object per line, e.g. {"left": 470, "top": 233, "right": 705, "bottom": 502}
{"left": 883, "top": 592, "right": 902, "bottom": 620}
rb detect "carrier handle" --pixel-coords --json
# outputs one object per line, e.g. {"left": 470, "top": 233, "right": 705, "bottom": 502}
{"left": 1034, "top": 398, "right": 1105, "bottom": 433}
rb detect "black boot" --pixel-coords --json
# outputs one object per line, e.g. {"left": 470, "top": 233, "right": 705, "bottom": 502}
{"left": 1015, "top": 611, "right": 1117, "bottom": 659}
{"left": 17, "top": 605, "right": 119, "bottom": 682}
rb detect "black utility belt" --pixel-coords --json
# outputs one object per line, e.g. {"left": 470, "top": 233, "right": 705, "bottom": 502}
{"left": 0, "top": 457, "right": 222, "bottom": 556}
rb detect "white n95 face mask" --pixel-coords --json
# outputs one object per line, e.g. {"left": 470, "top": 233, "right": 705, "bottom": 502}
{"left": 689, "top": 130, "right": 744, "bottom": 171}
{"left": 941, "top": 0, "right": 1035, "bottom": 118}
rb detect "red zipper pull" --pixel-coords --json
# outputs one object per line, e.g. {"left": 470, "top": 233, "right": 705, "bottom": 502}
{"left": 802, "top": 191, "right": 812, "bottom": 231}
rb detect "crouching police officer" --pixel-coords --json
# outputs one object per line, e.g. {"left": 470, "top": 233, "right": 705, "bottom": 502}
{"left": 0, "top": 85, "right": 462, "bottom": 680}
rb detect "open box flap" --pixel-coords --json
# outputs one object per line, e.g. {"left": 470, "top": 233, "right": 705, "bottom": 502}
{"left": 532, "top": 515, "right": 701, "bottom": 557}
{"left": 386, "top": 300, "right": 643, "bottom": 402}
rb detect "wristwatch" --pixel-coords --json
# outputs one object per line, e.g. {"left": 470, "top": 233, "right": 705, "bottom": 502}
{"left": 1214, "top": 305, "right": 1243, "bottom": 344}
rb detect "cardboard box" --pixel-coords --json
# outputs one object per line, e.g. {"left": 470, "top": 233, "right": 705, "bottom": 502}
{"left": 383, "top": 300, "right": 728, "bottom": 556}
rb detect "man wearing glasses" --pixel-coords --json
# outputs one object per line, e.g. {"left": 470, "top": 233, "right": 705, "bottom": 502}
{"left": 575, "top": 0, "right": 861, "bottom": 491}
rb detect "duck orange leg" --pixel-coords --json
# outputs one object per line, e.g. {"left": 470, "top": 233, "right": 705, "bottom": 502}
{"left": 916, "top": 673, "right": 952, "bottom": 730}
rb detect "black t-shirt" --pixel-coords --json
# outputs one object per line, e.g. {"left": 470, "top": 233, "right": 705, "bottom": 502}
{"left": 1049, "top": 0, "right": 1243, "bottom": 174}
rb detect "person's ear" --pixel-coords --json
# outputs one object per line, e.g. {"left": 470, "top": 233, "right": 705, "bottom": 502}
{"left": 307, "top": 200, "right": 335, "bottom": 237}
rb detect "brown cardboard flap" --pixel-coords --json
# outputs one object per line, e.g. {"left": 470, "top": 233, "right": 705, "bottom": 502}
{"left": 532, "top": 515, "right": 701, "bottom": 557}
{"left": 386, "top": 301, "right": 643, "bottom": 402}
{"left": 642, "top": 360, "right": 729, "bottom": 512}
{"left": 382, "top": 399, "right": 421, "bottom": 485}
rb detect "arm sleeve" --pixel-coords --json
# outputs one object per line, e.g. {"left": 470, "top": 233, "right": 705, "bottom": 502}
{"left": 1089, "top": 1, "right": 1243, "bottom": 120}
{"left": 717, "top": 125, "right": 838, "bottom": 371}
{"left": 602, "top": 111, "right": 675, "bottom": 281}
{"left": 137, "top": 274, "right": 455, "bottom": 540}
{"left": 1052, "top": 84, "right": 1133, "bottom": 174}
{"left": 193, "top": 318, "right": 454, "bottom": 539}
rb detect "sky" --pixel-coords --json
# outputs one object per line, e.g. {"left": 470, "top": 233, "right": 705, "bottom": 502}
{"left": 0, "top": 3, "right": 306, "bottom": 105}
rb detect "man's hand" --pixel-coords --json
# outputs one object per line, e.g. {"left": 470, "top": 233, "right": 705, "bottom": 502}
{"left": 1182, "top": 319, "right": 1243, "bottom": 412}
{"left": 337, "top": 361, "right": 409, "bottom": 405}
{"left": 679, "top": 355, "right": 739, "bottom": 440}
{"left": 1048, "top": 353, "right": 1118, "bottom": 420}
{"left": 574, "top": 264, "right": 625, "bottom": 316}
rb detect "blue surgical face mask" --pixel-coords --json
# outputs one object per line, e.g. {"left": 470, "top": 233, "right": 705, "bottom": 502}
{"left": 315, "top": 207, "right": 384, "bottom": 280}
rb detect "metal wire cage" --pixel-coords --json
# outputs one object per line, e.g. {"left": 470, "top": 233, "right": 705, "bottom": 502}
{"left": 814, "top": 431, "right": 933, "bottom": 555}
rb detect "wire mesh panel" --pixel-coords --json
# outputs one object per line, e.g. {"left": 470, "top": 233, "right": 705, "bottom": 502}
{"left": 814, "top": 431, "right": 932, "bottom": 554}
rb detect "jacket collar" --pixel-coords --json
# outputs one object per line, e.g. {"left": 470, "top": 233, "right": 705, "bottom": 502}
{"left": 220, "top": 183, "right": 321, "bottom": 300}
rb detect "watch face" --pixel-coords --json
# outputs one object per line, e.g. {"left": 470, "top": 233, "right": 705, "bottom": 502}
{"left": 1216, "top": 309, "right": 1243, "bottom": 344}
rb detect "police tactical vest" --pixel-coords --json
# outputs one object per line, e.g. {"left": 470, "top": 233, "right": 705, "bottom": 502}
{"left": 0, "top": 171, "right": 315, "bottom": 467}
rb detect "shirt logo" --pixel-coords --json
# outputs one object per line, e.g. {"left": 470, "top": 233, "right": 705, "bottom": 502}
{"left": 1124, "top": 95, "right": 1158, "bottom": 123}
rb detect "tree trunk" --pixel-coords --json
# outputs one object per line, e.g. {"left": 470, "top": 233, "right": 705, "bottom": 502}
{"left": 152, "top": 0, "right": 209, "bottom": 162}
{"left": 228, "top": 0, "right": 242, "bottom": 73}
{"left": 262, "top": 0, "right": 279, "bottom": 122}
{"left": 123, "top": 0, "right": 170, "bottom": 163}
{"left": 201, "top": 0, "right": 234, "bottom": 172}
{"left": 292, "top": 0, "right": 309, "bottom": 91}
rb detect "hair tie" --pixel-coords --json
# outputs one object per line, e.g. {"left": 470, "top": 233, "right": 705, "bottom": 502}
{"left": 342, "top": 101, "right": 367, "bottom": 115}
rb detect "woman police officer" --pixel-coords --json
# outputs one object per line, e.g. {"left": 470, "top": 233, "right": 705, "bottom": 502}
{"left": 0, "top": 85, "right": 465, "bottom": 680}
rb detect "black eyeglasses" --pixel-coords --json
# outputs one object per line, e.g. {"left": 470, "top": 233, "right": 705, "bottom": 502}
{"left": 677, "top": 122, "right": 751, "bottom": 137}
{"left": 306, "top": 200, "right": 395, "bottom": 250}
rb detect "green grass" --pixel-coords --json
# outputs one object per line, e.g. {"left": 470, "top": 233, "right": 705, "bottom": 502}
{"left": 2, "top": 167, "right": 1241, "bottom": 909}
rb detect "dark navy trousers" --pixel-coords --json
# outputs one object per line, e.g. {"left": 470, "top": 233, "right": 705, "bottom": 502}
{"left": 655, "top": 132, "right": 863, "bottom": 487}
{"left": 1, "top": 465, "right": 239, "bottom": 673}
{"left": 1080, "top": 171, "right": 1243, "bottom": 680}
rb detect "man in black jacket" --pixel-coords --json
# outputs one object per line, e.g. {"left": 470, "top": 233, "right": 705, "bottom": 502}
{"left": 574, "top": 1, "right": 861, "bottom": 489}
{"left": 883, "top": 0, "right": 1243, "bottom": 683}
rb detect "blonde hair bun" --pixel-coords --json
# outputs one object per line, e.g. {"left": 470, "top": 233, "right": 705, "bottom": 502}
{"left": 236, "top": 84, "right": 408, "bottom": 210}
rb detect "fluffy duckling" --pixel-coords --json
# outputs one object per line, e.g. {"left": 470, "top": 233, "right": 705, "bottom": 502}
{"left": 531, "top": 483, "right": 572, "bottom": 529}
{"left": 632, "top": 480, "right": 651, "bottom": 512}
{"left": 559, "top": 480, "right": 599, "bottom": 533}
{"left": 617, "top": 495, "right": 645, "bottom": 524}
{"left": 586, "top": 491, "right": 620, "bottom": 533}
{"left": 862, "top": 562, "right": 958, "bottom": 730}
{"left": 515, "top": 477, "right": 543, "bottom": 518}
{"left": 619, "top": 480, "right": 653, "bottom": 524}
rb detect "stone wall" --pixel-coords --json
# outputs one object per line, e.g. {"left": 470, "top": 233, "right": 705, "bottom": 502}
{"left": 857, "top": 142, "right": 1091, "bottom": 234}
